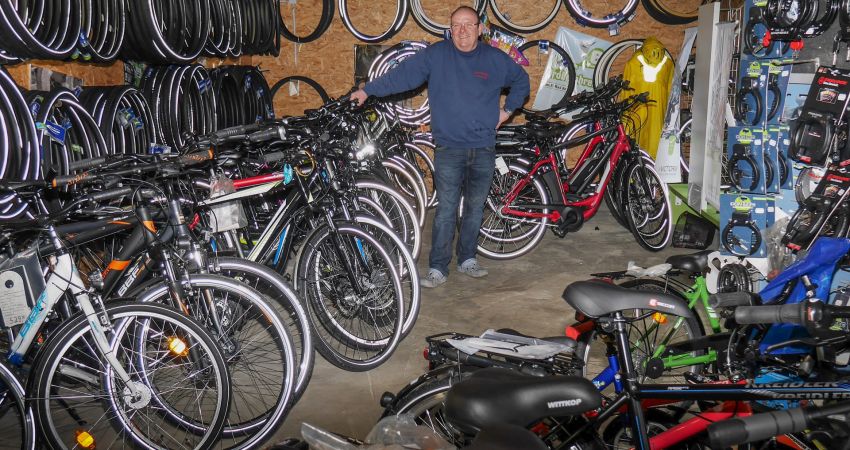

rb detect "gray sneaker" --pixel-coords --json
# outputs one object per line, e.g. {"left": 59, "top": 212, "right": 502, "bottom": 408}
{"left": 457, "top": 258, "right": 488, "bottom": 278}
{"left": 420, "top": 268, "right": 447, "bottom": 288}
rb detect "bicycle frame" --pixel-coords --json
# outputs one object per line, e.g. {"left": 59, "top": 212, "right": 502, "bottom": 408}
{"left": 7, "top": 228, "right": 140, "bottom": 392}
{"left": 500, "top": 124, "right": 632, "bottom": 224}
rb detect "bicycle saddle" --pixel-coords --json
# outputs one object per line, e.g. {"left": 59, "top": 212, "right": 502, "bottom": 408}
{"left": 562, "top": 280, "right": 695, "bottom": 319}
{"left": 444, "top": 368, "right": 600, "bottom": 435}
{"left": 665, "top": 249, "right": 713, "bottom": 273}
{"left": 466, "top": 424, "right": 548, "bottom": 450}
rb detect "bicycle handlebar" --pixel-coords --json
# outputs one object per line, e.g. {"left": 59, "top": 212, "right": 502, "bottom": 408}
{"left": 707, "top": 401, "right": 850, "bottom": 449}
{"left": 731, "top": 301, "right": 850, "bottom": 327}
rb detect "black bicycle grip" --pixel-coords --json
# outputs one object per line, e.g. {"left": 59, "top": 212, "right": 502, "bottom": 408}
{"left": 709, "top": 291, "right": 758, "bottom": 309}
{"left": 212, "top": 124, "right": 256, "bottom": 139}
{"left": 86, "top": 186, "right": 134, "bottom": 202}
{"left": 69, "top": 156, "right": 108, "bottom": 171}
{"left": 706, "top": 408, "right": 807, "bottom": 448}
{"left": 733, "top": 303, "right": 805, "bottom": 325}
{"left": 248, "top": 125, "right": 286, "bottom": 143}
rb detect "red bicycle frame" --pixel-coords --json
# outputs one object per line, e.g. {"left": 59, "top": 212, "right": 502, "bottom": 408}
{"left": 499, "top": 123, "right": 632, "bottom": 223}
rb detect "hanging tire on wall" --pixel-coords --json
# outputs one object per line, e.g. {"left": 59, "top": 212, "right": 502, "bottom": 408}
{"left": 562, "top": 0, "right": 639, "bottom": 31}
{"left": 489, "top": 0, "right": 562, "bottom": 34}
{"left": 338, "top": 0, "right": 408, "bottom": 43}
{"left": 277, "top": 0, "right": 335, "bottom": 43}
{"left": 409, "top": 0, "right": 487, "bottom": 37}
{"left": 270, "top": 75, "right": 331, "bottom": 117}
{"left": 517, "top": 40, "right": 576, "bottom": 110}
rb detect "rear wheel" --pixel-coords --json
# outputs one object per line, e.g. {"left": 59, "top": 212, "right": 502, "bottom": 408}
{"left": 477, "top": 162, "right": 550, "bottom": 260}
{"left": 624, "top": 163, "right": 673, "bottom": 251}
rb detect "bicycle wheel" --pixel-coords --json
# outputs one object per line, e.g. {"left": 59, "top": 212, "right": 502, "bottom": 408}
{"left": 135, "top": 275, "right": 297, "bottom": 449}
{"left": 391, "top": 135, "right": 436, "bottom": 208}
{"left": 641, "top": 0, "right": 704, "bottom": 24}
{"left": 297, "top": 222, "right": 405, "bottom": 371}
{"left": 477, "top": 161, "right": 550, "bottom": 260}
{"left": 623, "top": 162, "right": 673, "bottom": 251}
{"left": 356, "top": 178, "right": 422, "bottom": 258}
{"left": 489, "top": 0, "right": 562, "bottom": 34}
{"left": 388, "top": 154, "right": 430, "bottom": 211}
{"left": 0, "top": 360, "right": 34, "bottom": 450}
{"left": 383, "top": 158, "right": 427, "bottom": 227}
{"left": 518, "top": 40, "right": 576, "bottom": 111}
{"left": 386, "top": 367, "right": 473, "bottom": 447}
{"left": 30, "top": 302, "right": 231, "bottom": 450}
{"left": 210, "top": 256, "right": 314, "bottom": 404}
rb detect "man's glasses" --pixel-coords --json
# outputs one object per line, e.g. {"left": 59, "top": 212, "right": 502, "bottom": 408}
{"left": 450, "top": 22, "right": 479, "bottom": 31}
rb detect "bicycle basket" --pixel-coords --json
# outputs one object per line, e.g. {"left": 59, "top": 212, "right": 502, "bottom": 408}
{"left": 672, "top": 211, "right": 716, "bottom": 250}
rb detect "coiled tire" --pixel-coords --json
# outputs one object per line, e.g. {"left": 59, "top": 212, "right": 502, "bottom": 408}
{"left": 270, "top": 75, "right": 331, "bottom": 117}
{"left": 338, "top": 0, "right": 408, "bottom": 43}
{"left": 409, "top": 0, "right": 486, "bottom": 36}
{"left": 277, "top": 0, "right": 334, "bottom": 43}
{"left": 518, "top": 40, "right": 576, "bottom": 109}
{"left": 562, "top": 0, "right": 639, "bottom": 30}
{"left": 489, "top": 0, "right": 562, "bottom": 34}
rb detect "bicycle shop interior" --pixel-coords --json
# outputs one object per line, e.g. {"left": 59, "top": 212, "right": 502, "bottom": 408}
{"left": 0, "top": 0, "right": 849, "bottom": 449}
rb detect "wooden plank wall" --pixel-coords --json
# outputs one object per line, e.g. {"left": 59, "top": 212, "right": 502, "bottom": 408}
{"left": 4, "top": 1, "right": 694, "bottom": 117}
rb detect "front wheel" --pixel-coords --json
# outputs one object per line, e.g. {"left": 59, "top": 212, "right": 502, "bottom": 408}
{"left": 30, "top": 302, "right": 231, "bottom": 450}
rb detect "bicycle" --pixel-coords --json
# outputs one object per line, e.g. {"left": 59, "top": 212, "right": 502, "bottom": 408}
{"left": 0, "top": 180, "right": 232, "bottom": 449}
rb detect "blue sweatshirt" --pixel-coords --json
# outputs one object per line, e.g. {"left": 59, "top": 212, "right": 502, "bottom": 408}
{"left": 364, "top": 40, "right": 530, "bottom": 149}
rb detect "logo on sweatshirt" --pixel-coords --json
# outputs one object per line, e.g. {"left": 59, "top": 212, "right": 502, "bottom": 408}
{"left": 473, "top": 71, "right": 489, "bottom": 80}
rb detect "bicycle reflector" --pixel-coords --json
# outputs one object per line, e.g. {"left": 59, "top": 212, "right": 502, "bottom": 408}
{"left": 167, "top": 336, "right": 189, "bottom": 357}
{"left": 652, "top": 312, "right": 668, "bottom": 324}
{"left": 75, "top": 430, "right": 95, "bottom": 449}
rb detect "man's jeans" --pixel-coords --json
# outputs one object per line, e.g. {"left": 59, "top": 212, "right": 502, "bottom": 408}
{"left": 429, "top": 146, "right": 496, "bottom": 276}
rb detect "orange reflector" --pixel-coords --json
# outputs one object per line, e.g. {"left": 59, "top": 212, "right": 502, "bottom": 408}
{"left": 652, "top": 312, "right": 667, "bottom": 324}
{"left": 168, "top": 337, "right": 188, "bottom": 357}
{"left": 75, "top": 430, "right": 95, "bottom": 449}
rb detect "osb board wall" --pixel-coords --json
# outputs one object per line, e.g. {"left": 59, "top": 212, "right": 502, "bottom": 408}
{"left": 263, "top": 0, "right": 696, "bottom": 118}
{"left": 2, "top": 1, "right": 694, "bottom": 115}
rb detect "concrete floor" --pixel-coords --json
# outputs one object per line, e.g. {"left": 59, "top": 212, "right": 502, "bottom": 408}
{"left": 271, "top": 207, "right": 693, "bottom": 443}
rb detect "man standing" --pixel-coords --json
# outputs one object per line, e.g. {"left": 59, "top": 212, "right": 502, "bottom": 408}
{"left": 351, "top": 6, "right": 530, "bottom": 288}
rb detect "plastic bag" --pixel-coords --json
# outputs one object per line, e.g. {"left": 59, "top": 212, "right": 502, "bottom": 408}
{"left": 301, "top": 415, "right": 455, "bottom": 450}
{"left": 207, "top": 174, "right": 247, "bottom": 233}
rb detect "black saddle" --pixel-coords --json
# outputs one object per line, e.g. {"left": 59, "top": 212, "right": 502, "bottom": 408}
{"left": 562, "top": 280, "right": 694, "bottom": 319}
{"left": 444, "top": 368, "right": 600, "bottom": 435}
{"left": 665, "top": 250, "right": 713, "bottom": 273}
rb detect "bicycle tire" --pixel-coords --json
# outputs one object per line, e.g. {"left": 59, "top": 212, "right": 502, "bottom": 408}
{"left": 210, "top": 256, "right": 315, "bottom": 404}
{"left": 297, "top": 222, "right": 405, "bottom": 371}
{"left": 277, "top": 0, "right": 334, "bottom": 43}
{"left": 408, "top": 0, "right": 486, "bottom": 36}
{"left": 477, "top": 161, "right": 550, "bottom": 260}
{"left": 356, "top": 178, "right": 423, "bottom": 258}
{"left": 640, "top": 0, "right": 704, "bottom": 25}
{"left": 389, "top": 154, "right": 429, "bottom": 212}
{"left": 624, "top": 162, "right": 673, "bottom": 251}
{"left": 0, "top": 360, "right": 34, "bottom": 450}
{"left": 270, "top": 75, "right": 331, "bottom": 117}
{"left": 489, "top": 0, "right": 562, "bottom": 34}
{"left": 135, "top": 274, "right": 297, "bottom": 449}
{"left": 338, "top": 0, "right": 407, "bottom": 43}
{"left": 382, "top": 158, "right": 427, "bottom": 227}
{"left": 385, "top": 367, "right": 474, "bottom": 447}
{"left": 518, "top": 39, "right": 576, "bottom": 110}
{"left": 353, "top": 214, "right": 421, "bottom": 340}
{"left": 392, "top": 135, "right": 436, "bottom": 208}
{"left": 30, "top": 301, "right": 231, "bottom": 450}
{"left": 562, "top": 0, "right": 639, "bottom": 29}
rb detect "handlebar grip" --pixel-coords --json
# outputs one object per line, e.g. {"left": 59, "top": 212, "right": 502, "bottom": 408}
{"left": 178, "top": 150, "right": 214, "bottom": 165}
{"left": 709, "top": 292, "right": 758, "bottom": 309}
{"left": 707, "top": 408, "right": 807, "bottom": 448}
{"left": 213, "top": 124, "right": 255, "bottom": 139}
{"left": 733, "top": 303, "right": 806, "bottom": 325}
{"left": 248, "top": 125, "right": 286, "bottom": 143}
{"left": 86, "top": 186, "right": 134, "bottom": 202}
{"left": 52, "top": 172, "right": 93, "bottom": 187}
{"left": 69, "top": 156, "right": 108, "bottom": 171}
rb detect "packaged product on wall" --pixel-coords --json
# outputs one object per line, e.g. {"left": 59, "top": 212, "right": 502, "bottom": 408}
{"left": 788, "top": 66, "right": 850, "bottom": 165}
{"left": 727, "top": 127, "right": 768, "bottom": 194}
{"left": 720, "top": 193, "right": 770, "bottom": 258}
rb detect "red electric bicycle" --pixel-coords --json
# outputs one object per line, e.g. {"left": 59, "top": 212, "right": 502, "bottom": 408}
{"left": 479, "top": 90, "right": 673, "bottom": 260}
